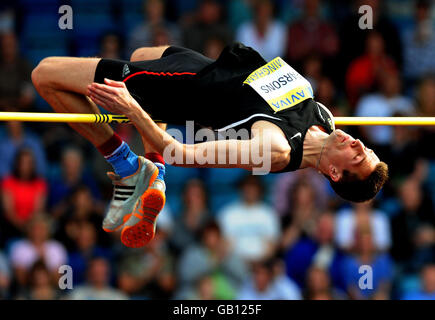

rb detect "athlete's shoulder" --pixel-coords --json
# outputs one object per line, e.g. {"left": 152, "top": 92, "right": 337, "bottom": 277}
{"left": 315, "top": 101, "right": 336, "bottom": 131}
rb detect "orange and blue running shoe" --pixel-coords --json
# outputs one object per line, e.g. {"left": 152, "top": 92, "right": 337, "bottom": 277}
{"left": 102, "top": 156, "right": 159, "bottom": 233}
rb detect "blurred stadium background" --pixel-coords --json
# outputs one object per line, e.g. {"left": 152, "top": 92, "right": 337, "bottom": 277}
{"left": 0, "top": 0, "right": 435, "bottom": 300}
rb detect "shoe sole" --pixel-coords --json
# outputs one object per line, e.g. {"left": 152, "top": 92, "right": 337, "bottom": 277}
{"left": 120, "top": 187, "right": 166, "bottom": 248}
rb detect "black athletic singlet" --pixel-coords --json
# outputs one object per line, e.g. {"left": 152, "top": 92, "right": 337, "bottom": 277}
{"left": 94, "top": 42, "right": 335, "bottom": 172}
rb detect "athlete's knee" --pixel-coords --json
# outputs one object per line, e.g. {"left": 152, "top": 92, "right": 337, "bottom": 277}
{"left": 130, "top": 46, "right": 169, "bottom": 61}
{"left": 130, "top": 48, "right": 144, "bottom": 61}
{"left": 32, "top": 57, "right": 59, "bottom": 90}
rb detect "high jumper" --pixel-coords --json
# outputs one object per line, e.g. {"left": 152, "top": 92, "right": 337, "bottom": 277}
{"left": 31, "top": 42, "right": 388, "bottom": 248}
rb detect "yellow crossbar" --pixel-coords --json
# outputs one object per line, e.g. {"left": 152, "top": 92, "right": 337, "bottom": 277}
{"left": 0, "top": 112, "right": 434, "bottom": 126}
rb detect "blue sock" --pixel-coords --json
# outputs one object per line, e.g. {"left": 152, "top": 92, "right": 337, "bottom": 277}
{"left": 155, "top": 162, "right": 166, "bottom": 181}
{"left": 105, "top": 142, "right": 139, "bottom": 178}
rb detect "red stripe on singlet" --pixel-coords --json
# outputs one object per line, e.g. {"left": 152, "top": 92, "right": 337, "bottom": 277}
{"left": 123, "top": 70, "right": 197, "bottom": 82}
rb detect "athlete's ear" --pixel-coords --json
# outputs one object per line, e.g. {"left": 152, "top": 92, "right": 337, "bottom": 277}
{"left": 328, "top": 164, "right": 342, "bottom": 182}
{"left": 104, "top": 78, "right": 125, "bottom": 88}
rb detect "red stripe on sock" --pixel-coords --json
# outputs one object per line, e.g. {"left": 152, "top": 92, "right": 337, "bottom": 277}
{"left": 97, "top": 133, "right": 123, "bottom": 157}
{"left": 145, "top": 152, "right": 165, "bottom": 165}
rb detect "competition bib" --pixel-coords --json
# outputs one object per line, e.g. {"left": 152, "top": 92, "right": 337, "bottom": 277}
{"left": 243, "top": 57, "right": 313, "bottom": 113}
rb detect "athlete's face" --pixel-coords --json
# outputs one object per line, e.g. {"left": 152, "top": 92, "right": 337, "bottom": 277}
{"left": 324, "top": 130, "right": 380, "bottom": 182}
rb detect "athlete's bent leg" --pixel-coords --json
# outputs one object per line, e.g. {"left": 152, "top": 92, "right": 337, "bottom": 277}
{"left": 32, "top": 57, "right": 159, "bottom": 235}
{"left": 130, "top": 45, "right": 170, "bottom": 62}
{"left": 32, "top": 57, "right": 113, "bottom": 146}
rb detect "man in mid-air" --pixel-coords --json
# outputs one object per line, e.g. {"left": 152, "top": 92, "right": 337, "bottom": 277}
{"left": 31, "top": 42, "right": 388, "bottom": 248}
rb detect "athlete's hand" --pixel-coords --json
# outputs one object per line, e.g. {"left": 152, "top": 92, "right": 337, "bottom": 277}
{"left": 87, "top": 78, "right": 142, "bottom": 117}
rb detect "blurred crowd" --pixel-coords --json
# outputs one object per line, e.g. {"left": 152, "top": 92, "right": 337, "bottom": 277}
{"left": 0, "top": 0, "right": 435, "bottom": 300}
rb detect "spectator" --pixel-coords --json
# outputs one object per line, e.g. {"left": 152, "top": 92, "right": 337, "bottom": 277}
{"left": 0, "top": 121, "right": 47, "bottom": 179}
{"left": 346, "top": 31, "right": 397, "bottom": 108}
{"left": 169, "top": 179, "right": 213, "bottom": 256}
{"left": 316, "top": 76, "right": 344, "bottom": 117}
{"left": 182, "top": 0, "right": 232, "bottom": 54}
{"left": 280, "top": 179, "right": 325, "bottom": 251}
{"left": 304, "top": 266, "right": 346, "bottom": 300}
{"left": 301, "top": 54, "right": 323, "bottom": 92}
{"left": 339, "top": 0, "right": 403, "bottom": 75}
{"left": 203, "top": 34, "right": 227, "bottom": 60}
{"left": 48, "top": 147, "right": 101, "bottom": 209}
{"left": 340, "top": 224, "right": 394, "bottom": 299}
{"left": 117, "top": 228, "right": 175, "bottom": 300}
{"left": 381, "top": 124, "right": 421, "bottom": 184}
{"left": 127, "top": 0, "right": 181, "bottom": 56}
{"left": 402, "top": 0, "right": 435, "bottom": 83}
{"left": 9, "top": 215, "right": 67, "bottom": 286}
{"left": 193, "top": 274, "right": 218, "bottom": 300}
{"left": 53, "top": 185, "right": 109, "bottom": 251}
{"left": 335, "top": 200, "right": 392, "bottom": 252}
{"left": 355, "top": 69, "right": 415, "bottom": 146}
{"left": 217, "top": 175, "right": 280, "bottom": 262}
{"left": 0, "top": 7, "right": 14, "bottom": 33}
{"left": 402, "top": 263, "right": 435, "bottom": 300}
{"left": 227, "top": 0, "right": 253, "bottom": 30}
{"left": 284, "top": 212, "right": 346, "bottom": 291}
{"left": 391, "top": 177, "right": 435, "bottom": 273}
{"left": 67, "top": 221, "right": 113, "bottom": 286}
{"left": 0, "top": 250, "right": 11, "bottom": 299}
{"left": 0, "top": 32, "right": 35, "bottom": 111}
{"left": 286, "top": 0, "right": 339, "bottom": 67}
{"left": 1, "top": 148, "right": 47, "bottom": 236}
{"left": 236, "top": 0, "right": 286, "bottom": 61}
{"left": 416, "top": 75, "right": 435, "bottom": 117}
{"left": 176, "top": 221, "right": 247, "bottom": 299}
{"left": 273, "top": 169, "right": 329, "bottom": 217}
{"left": 415, "top": 75, "right": 435, "bottom": 159}
{"left": 16, "top": 260, "right": 62, "bottom": 300}
{"left": 99, "top": 32, "right": 124, "bottom": 60}
{"left": 237, "top": 258, "right": 301, "bottom": 300}
{"left": 68, "top": 257, "right": 128, "bottom": 300}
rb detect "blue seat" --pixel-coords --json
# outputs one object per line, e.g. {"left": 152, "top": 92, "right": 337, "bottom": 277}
{"left": 210, "top": 190, "right": 238, "bottom": 214}
{"left": 24, "top": 47, "right": 69, "bottom": 65}
{"left": 18, "top": 0, "right": 60, "bottom": 13}
{"left": 70, "top": 0, "right": 113, "bottom": 15}
{"left": 71, "top": 14, "right": 117, "bottom": 56}
{"left": 206, "top": 168, "right": 247, "bottom": 186}
{"left": 172, "top": 0, "right": 199, "bottom": 17}
{"left": 165, "top": 165, "right": 200, "bottom": 190}
{"left": 165, "top": 192, "right": 182, "bottom": 217}
{"left": 20, "top": 14, "right": 70, "bottom": 64}
{"left": 119, "top": 0, "right": 144, "bottom": 13}
{"left": 398, "top": 274, "right": 421, "bottom": 298}
{"left": 20, "top": 13, "right": 62, "bottom": 36}
{"left": 75, "top": 42, "right": 100, "bottom": 57}
{"left": 34, "top": 94, "right": 52, "bottom": 112}
{"left": 120, "top": 13, "right": 144, "bottom": 34}
{"left": 119, "top": 0, "right": 144, "bottom": 31}
{"left": 73, "top": 14, "right": 116, "bottom": 37}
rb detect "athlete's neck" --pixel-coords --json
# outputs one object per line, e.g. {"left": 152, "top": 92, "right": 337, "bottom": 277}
{"left": 300, "top": 126, "right": 330, "bottom": 172}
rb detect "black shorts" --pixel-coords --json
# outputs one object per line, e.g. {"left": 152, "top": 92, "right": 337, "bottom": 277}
{"left": 94, "top": 46, "right": 214, "bottom": 124}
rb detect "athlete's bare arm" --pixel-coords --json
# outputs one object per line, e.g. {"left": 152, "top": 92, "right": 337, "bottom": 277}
{"left": 87, "top": 80, "right": 291, "bottom": 172}
{"left": 129, "top": 46, "right": 170, "bottom": 155}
